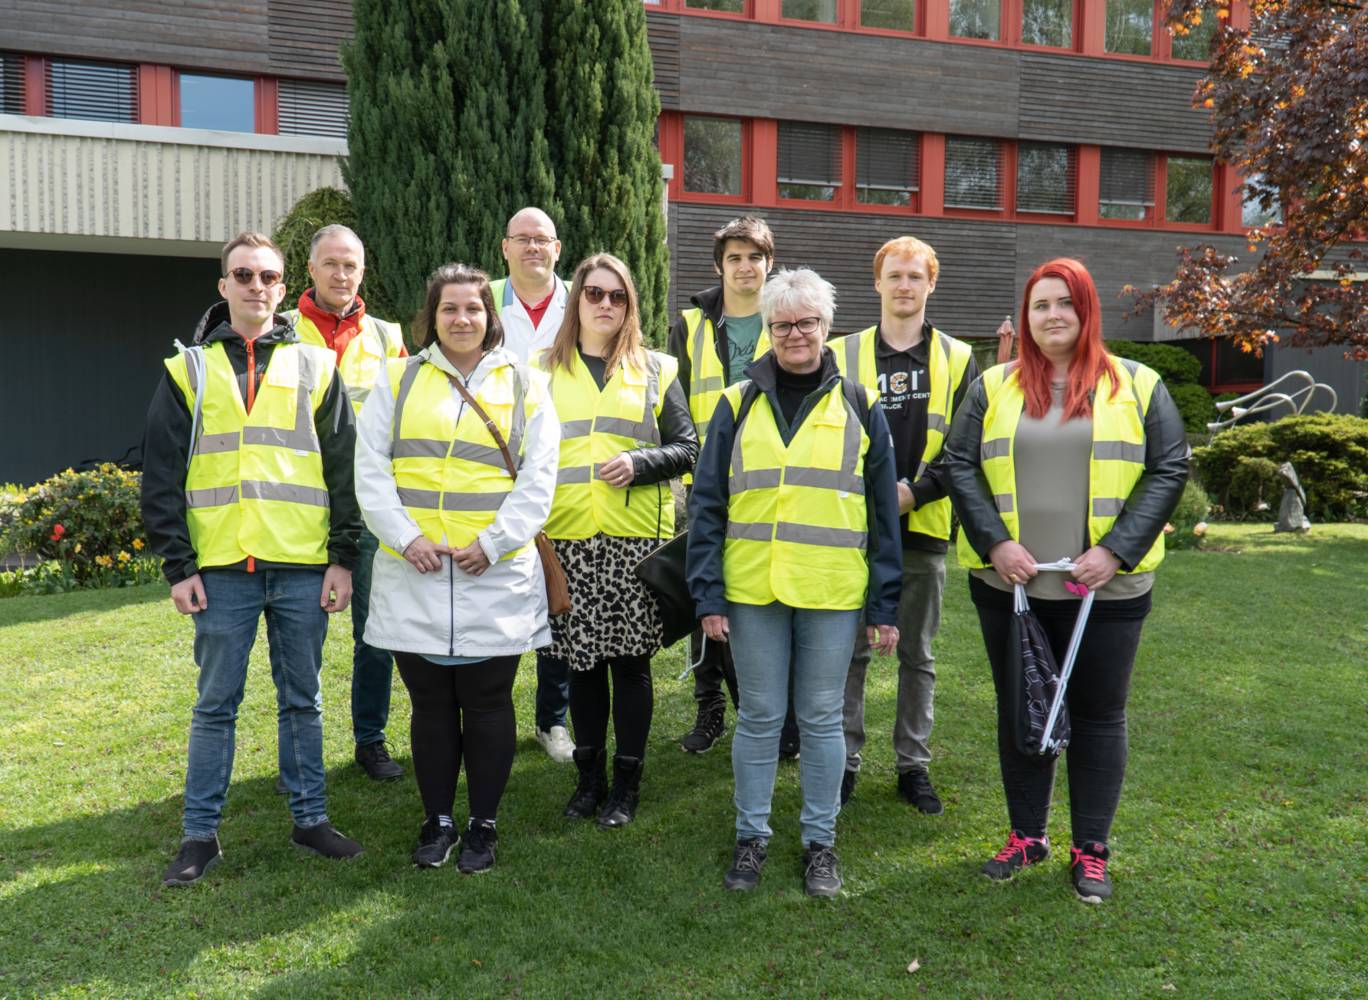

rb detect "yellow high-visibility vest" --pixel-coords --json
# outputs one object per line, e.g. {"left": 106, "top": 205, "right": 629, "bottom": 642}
{"left": 286, "top": 308, "right": 404, "bottom": 414}
{"left": 681, "top": 308, "right": 771, "bottom": 448}
{"left": 535, "top": 349, "right": 679, "bottom": 540}
{"left": 165, "top": 341, "right": 335, "bottom": 568}
{"left": 722, "top": 379, "right": 877, "bottom": 610}
{"left": 957, "top": 358, "right": 1165, "bottom": 573}
{"left": 382, "top": 356, "right": 545, "bottom": 560}
{"left": 835, "top": 324, "right": 974, "bottom": 540}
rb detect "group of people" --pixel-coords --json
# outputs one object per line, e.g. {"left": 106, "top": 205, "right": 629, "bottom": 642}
{"left": 142, "top": 208, "right": 1188, "bottom": 904}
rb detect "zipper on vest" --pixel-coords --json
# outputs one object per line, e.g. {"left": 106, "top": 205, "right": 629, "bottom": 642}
{"left": 448, "top": 555, "right": 456, "bottom": 657}
{"left": 243, "top": 335, "right": 257, "bottom": 574}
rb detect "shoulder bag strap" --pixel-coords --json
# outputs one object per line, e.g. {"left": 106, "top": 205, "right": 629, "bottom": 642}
{"left": 446, "top": 370, "right": 519, "bottom": 480}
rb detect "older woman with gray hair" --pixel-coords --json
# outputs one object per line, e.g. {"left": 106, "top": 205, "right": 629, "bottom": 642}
{"left": 686, "top": 268, "right": 902, "bottom": 897}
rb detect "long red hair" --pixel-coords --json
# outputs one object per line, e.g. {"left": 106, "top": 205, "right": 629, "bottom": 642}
{"left": 1015, "top": 258, "right": 1118, "bottom": 420}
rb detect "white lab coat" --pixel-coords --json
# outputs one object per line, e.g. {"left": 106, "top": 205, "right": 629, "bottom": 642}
{"left": 354, "top": 345, "right": 561, "bottom": 658}
{"left": 498, "top": 276, "right": 569, "bottom": 362}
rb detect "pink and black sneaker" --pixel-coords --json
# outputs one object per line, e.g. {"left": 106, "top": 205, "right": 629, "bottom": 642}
{"left": 1070, "top": 841, "right": 1113, "bottom": 903}
{"left": 982, "top": 830, "right": 1050, "bottom": 880}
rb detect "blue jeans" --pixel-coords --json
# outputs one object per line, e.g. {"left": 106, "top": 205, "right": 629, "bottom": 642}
{"left": 350, "top": 529, "right": 395, "bottom": 746}
{"left": 184, "top": 569, "right": 330, "bottom": 839}
{"left": 728, "top": 601, "right": 861, "bottom": 847}
{"left": 535, "top": 649, "right": 570, "bottom": 731}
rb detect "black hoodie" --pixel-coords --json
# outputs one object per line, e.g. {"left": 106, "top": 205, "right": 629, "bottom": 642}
{"left": 665, "top": 285, "right": 730, "bottom": 399}
{"left": 140, "top": 302, "right": 361, "bottom": 584}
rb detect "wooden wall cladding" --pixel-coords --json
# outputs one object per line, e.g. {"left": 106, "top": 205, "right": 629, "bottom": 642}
{"left": 267, "top": 0, "right": 350, "bottom": 81}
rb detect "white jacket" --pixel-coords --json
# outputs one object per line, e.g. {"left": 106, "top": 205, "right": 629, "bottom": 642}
{"left": 355, "top": 345, "right": 561, "bottom": 658}
{"left": 498, "top": 276, "right": 569, "bottom": 362}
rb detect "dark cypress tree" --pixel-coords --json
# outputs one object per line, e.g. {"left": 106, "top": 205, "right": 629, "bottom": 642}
{"left": 343, "top": 0, "right": 556, "bottom": 324}
{"left": 544, "top": 0, "right": 670, "bottom": 343}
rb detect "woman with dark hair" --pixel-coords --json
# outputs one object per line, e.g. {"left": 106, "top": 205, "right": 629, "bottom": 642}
{"left": 354, "top": 263, "right": 561, "bottom": 872}
{"left": 533, "top": 253, "right": 698, "bottom": 829}
{"left": 942, "top": 257, "right": 1188, "bottom": 903}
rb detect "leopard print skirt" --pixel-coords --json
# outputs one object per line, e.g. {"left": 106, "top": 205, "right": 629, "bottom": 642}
{"left": 545, "top": 533, "right": 664, "bottom": 672}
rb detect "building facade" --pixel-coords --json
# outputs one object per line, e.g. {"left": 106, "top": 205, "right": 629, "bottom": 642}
{"left": 0, "top": 0, "right": 1358, "bottom": 483}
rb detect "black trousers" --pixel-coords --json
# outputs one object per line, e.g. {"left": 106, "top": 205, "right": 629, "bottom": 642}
{"left": 970, "top": 576, "right": 1151, "bottom": 845}
{"left": 555, "top": 654, "right": 654, "bottom": 758}
{"left": 393, "top": 653, "right": 519, "bottom": 821}
{"left": 689, "top": 627, "right": 740, "bottom": 710}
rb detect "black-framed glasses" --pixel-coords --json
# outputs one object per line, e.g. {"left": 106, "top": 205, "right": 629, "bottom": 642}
{"left": 226, "top": 267, "right": 283, "bottom": 287}
{"left": 583, "top": 285, "right": 628, "bottom": 307}
{"left": 770, "top": 316, "right": 822, "bottom": 338}
{"left": 508, "top": 235, "right": 555, "bottom": 249}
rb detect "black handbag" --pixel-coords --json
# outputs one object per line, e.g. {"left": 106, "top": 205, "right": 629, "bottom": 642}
{"left": 1007, "top": 584, "right": 1072, "bottom": 759}
{"left": 633, "top": 531, "right": 695, "bottom": 649}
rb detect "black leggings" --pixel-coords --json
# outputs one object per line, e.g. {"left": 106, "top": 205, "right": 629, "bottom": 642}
{"left": 394, "top": 653, "right": 519, "bottom": 821}
{"left": 970, "top": 576, "right": 1151, "bottom": 845}
{"left": 557, "top": 654, "right": 654, "bottom": 758}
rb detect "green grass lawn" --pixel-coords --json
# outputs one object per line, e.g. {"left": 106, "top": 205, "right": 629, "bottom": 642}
{"left": 2, "top": 523, "right": 1365, "bottom": 999}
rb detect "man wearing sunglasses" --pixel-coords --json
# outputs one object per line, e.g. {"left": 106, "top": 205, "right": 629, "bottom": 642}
{"left": 489, "top": 206, "right": 575, "bottom": 764}
{"left": 142, "top": 232, "right": 365, "bottom": 886}
{"left": 283, "top": 224, "right": 407, "bottom": 784}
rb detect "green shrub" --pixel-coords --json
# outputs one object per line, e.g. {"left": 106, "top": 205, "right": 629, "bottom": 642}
{"left": 1169, "top": 382, "right": 1217, "bottom": 434}
{"left": 1106, "top": 340, "right": 1203, "bottom": 385}
{"left": 1193, "top": 413, "right": 1368, "bottom": 520}
{"left": 0, "top": 464, "right": 154, "bottom": 587}
{"left": 1166, "top": 478, "right": 1211, "bottom": 550}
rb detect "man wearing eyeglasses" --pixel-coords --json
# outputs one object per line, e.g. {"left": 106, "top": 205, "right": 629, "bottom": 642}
{"left": 283, "top": 224, "right": 407, "bottom": 784}
{"left": 490, "top": 206, "right": 575, "bottom": 763}
{"left": 142, "top": 231, "right": 365, "bottom": 886}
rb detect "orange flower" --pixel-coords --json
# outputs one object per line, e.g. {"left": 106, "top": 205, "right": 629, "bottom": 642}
{"left": 132, "top": 538, "right": 145, "bottom": 551}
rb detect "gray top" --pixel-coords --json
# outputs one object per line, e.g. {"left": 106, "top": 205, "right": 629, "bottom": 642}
{"left": 972, "top": 382, "right": 1153, "bottom": 601}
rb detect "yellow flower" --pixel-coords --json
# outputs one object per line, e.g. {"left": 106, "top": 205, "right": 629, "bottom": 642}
{"left": 73, "top": 543, "right": 82, "bottom": 554}
{"left": 95, "top": 554, "right": 113, "bottom": 568}
{"left": 132, "top": 538, "right": 145, "bottom": 551}
{"left": 118, "top": 551, "right": 131, "bottom": 564}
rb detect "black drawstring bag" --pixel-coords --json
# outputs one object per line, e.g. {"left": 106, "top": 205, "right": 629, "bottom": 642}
{"left": 1007, "top": 584, "right": 1071, "bottom": 760}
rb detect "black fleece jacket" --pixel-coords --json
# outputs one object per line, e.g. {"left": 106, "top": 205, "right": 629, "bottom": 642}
{"left": 140, "top": 302, "right": 362, "bottom": 584}
{"left": 942, "top": 359, "right": 1189, "bottom": 571}
{"left": 686, "top": 348, "right": 903, "bottom": 626}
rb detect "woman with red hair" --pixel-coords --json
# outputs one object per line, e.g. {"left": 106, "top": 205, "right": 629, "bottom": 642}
{"left": 942, "top": 258, "right": 1188, "bottom": 903}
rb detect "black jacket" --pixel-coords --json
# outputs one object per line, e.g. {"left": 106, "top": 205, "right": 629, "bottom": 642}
{"left": 686, "top": 348, "right": 903, "bottom": 625}
{"left": 665, "top": 285, "right": 729, "bottom": 399}
{"left": 140, "top": 302, "right": 362, "bottom": 584}
{"left": 942, "top": 359, "right": 1189, "bottom": 571}
{"left": 628, "top": 376, "right": 700, "bottom": 485}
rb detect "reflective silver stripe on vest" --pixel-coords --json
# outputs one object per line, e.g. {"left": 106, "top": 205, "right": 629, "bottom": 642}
{"left": 557, "top": 466, "right": 592, "bottom": 485}
{"left": 241, "top": 480, "right": 330, "bottom": 507}
{"left": 981, "top": 438, "right": 1012, "bottom": 461}
{"left": 1092, "top": 497, "right": 1126, "bottom": 517}
{"left": 775, "top": 522, "right": 866, "bottom": 549}
{"left": 725, "top": 520, "right": 774, "bottom": 542}
{"left": 193, "top": 432, "right": 239, "bottom": 456}
{"left": 392, "top": 438, "right": 450, "bottom": 460}
{"left": 561, "top": 419, "right": 593, "bottom": 439}
{"left": 926, "top": 412, "right": 948, "bottom": 435}
{"left": 390, "top": 357, "right": 427, "bottom": 455}
{"left": 397, "top": 486, "right": 509, "bottom": 511}
{"left": 731, "top": 468, "right": 782, "bottom": 492}
{"left": 692, "top": 375, "right": 724, "bottom": 394}
{"left": 185, "top": 485, "right": 239, "bottom": 508}
{"left": 1093, "top": 440, "right": 1145, "bottom": 464}
{"left": 843, "top": 331, "right": 861, "bottom": 376}
{"left": 349, "top": 385, "right": 371, "bottom": 405}
{"left": 448, "top": 440, "right": 508, "bottom": 468}
{"left": 507, "top": 365, "right": 528, "bottom": 466}
{"left": 995, "top": 493, "right": 1015, "bottom": 514}
{"left": 595, "top": 356, "right": 662, "bottom": 444}
{"left": 784, "top": 467, "right": 865, "bottom": 494}
{"left": 689, "top": 313, "right": 712, "bottom": 410}
{"left": 242, "top": 422, "right": 319, "bottom": 452}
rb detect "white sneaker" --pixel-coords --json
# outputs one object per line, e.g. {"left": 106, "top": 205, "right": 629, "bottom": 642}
{"left": 536, "top": 725, "right": 575, "bottom": 763}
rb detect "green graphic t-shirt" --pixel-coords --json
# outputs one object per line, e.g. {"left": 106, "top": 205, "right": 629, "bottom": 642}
{"left": 723, "top": 313, "right": 763, "bottom": 385}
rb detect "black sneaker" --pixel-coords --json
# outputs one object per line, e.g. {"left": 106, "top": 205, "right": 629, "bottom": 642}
{"left": 802, "top": 842, "right": 842, "bottom": 897}
{"left": 1070, "top": 841, "right": 1113, "bottom": 903}
{"left": 412, "top": 818, "right": 457, "bottom": 868}
{"left": 162, "top": 836, "right": 222, "bottom": 887}
{"left": 291, "top": 822, "right": 364, "bottom": 860}
{"left": 355, "top": 740, "right": 404, "bottom": 781}
{"left": 457, "top": 821, "right": 497, "bottom": 874}
{"left": 840, "top": 769, "right": 858, "bottom": 806}
{"left": 897, "top": 767, "right": 944, "bottom": 815}
{"left": 982, "top": 830, "right": 1050, "bottom": 880}
{"left": 680, "top": 703, "right": 726, "bottom": 754}
{"left": 723, "top": 838, "right": 768, "bottom": 892}
{"left": 275, "top": 774, "right": 289, "bottom": 796}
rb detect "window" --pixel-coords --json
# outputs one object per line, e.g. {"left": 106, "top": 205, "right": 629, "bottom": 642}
{"left": 683, "top": 116, "right": 743, "bottom": 195}
{"left": 1099, "top": 148, "right": 1154, "bottom": 219}
{"left": 861, "top": 0, "right": 917, "bottom": 31}
{"left": 782, "top": 0, "right": 836, "bottom": 21}
{"left": 179, "top": 74, "right": 254, "bottom": 132}
{"left": 1170, "top": 15, "right": 1217, "bottom": 61}
{"left": 944, "top": 136, "right": 1002, "bottom": 209}
{"left": 47, "top": 59, "right": 137, "bottom": 123}
{"left": 278, "top": 80, "right": 349, "bottom": 139}
{"left": 1021, "top": 0, "right": 1072, "bottom": 47}
{"left": 0, "top": 53, "right": 23, "bottom": 115}
{"left": 949, "top": 0, "right": 1000, "bottom": 39}
{"left": 1241, "top": 173, "right": 1282, "bottom": 228}
{"left": 856, "top": 127, "right": 919, "bottom": 206}
{"left": 686, "top": 0, "right": 744, "bottom": 10}
{"left": 1105, "top": 0, "right": 1153, "bottom": 55}
{"left": 1166, "top": 156, "right": 1213, "bottom": 224}
{"left": 777, "top": 121, "right": 841, "bottom": 201}
{"left": 1016, "top": 143, "right": 1075, "bottom": 214}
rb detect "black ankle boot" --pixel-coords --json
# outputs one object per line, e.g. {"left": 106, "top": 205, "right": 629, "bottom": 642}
{"left": 564, "top": 747, "right": 607, "bottom": 819}
{"left": 597, "top": 755, "right": 643, "bottom": 829}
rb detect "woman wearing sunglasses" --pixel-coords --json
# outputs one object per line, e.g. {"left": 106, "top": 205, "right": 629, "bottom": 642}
{"left": 354, "top": 263, "right": 561, "bottom": 873}
{"left": 533, "top": 253, "right": 698, "bottom": 829}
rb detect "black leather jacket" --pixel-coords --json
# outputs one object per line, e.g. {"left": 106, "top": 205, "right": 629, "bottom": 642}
{"left": 942, "top": 360, "right": 1189, "bottom": 571}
